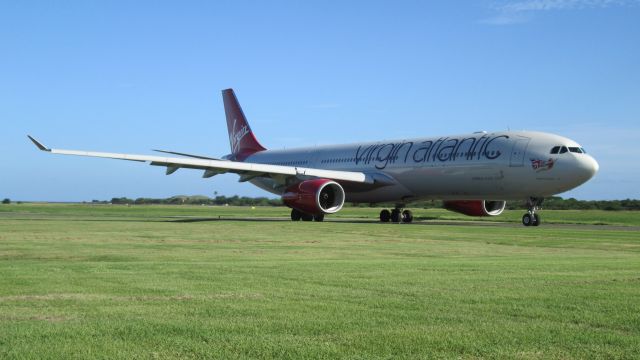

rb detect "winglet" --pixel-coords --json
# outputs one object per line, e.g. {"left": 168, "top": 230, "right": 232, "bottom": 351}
{"left": 27, "top": 135, "right": 51, "bottom": 151}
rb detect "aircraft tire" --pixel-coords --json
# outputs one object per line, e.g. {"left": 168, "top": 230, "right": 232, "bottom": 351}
{"left": 291, "top": 209, "right": 302, "bottom": 221}
{"left": 522, "top": 213, "right": 533, "bottom": 226}
{"left": 301, "top": 213, "right": 314, "bottom": 221}
{"left": 314, "top": 214, "right": 325, "bottom": 222}
{"left": 402, "top": 210, "right": 413, "bottom": 223}
{"left": 391, "top": 209, "right": 401, "bottom": 223}
{"left": 380, "top": 209, "right": 391, "bottom": 222}
{"left": 533, "top": 213, "right": 541, "bottom": 226}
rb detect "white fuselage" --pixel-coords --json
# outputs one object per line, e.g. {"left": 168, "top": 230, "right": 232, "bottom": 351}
{"left": 245, "top": 131, "right": 598, "bottom": 203}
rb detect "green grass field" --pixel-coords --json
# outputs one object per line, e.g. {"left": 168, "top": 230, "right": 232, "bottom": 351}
{"left": 1, "top": 204, "right": 639, "bottom": 359}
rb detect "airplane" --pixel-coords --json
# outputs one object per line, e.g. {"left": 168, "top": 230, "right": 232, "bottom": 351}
{"left": 28, "top": 88, "right": 599, "bottom": 226}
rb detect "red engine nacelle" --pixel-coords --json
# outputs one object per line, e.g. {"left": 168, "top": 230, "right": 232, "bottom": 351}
{"left": 282, "top": 179, "right": 345, "bottom": 215}
{"left": 443, "top": 200, "right": 506, "bottom": 217}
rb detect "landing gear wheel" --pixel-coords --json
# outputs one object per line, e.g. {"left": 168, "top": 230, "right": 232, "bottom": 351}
{"left": 522, "top": 197, "right": 544, "bottom": 227}
{"left": 313, "top": 214, "right": 325, "bottom": 222}
{"left": 291, "top": 209, "right": 302, "bottom": 221}
{"left": 380, "top": 209, "right": 391, "bottom": 222}
{"left": 391, "top": 209, "right": 401, "bottom": 223}
{"left": 533, "top": 213, "right": 541, "bottom": 226}
{"left": 301, "top": 213, "right": 314, "bottom": 221}
{"left": 402, "top": 210, "right": 413, "bottom": 223}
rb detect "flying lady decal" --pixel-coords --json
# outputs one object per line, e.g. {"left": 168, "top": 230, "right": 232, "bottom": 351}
{"left": 229, "top": 118, "right": 250, "bottom": 154}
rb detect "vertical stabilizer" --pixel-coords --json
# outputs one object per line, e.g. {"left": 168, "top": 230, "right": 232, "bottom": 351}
{"left": 222, "top": 88, "right": 266, "bottom": 161}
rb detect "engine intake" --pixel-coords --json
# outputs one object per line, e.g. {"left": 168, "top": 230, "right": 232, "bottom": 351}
{"left": 443, "top": 200, "right": 506, "bottom": 217}
{"left": 282, "top": 179, "right": 345, "bottom": 215}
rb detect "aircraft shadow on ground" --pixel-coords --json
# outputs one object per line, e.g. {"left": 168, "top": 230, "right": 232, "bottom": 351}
{"left": 4, "top": 215, "right": 514, "bottom": 227}
{"left": 164, "top": 218, "right": 637, "bottom": 231}
{"left": 164, "top": 217, "right": 509, "bottom": 227}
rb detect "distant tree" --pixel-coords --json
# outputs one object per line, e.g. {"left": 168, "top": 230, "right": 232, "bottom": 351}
{"left": 2, "top": 198, "right": 10, "bottom": 204}
{"left": 111, "top": 197, "right": 134, "bottom": 205}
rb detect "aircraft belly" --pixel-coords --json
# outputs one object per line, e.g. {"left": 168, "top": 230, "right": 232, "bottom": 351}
{"left": 246, "top": 166, "right": 549, "bottom": 202}
{"left": 344, "top": 183, "right": 413, "bottom": 203}
{"left": 390, "top": 164, "right": 510, "bottom": 200}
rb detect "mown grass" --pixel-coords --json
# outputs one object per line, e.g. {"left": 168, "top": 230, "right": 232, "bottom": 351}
{"left": 2, "top": 203, "right": 639, "bottom": 226}
{"left": 0, "top": 204, "right": 639, "bottom": 359}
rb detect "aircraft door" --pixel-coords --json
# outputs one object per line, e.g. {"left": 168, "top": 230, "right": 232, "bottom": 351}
{"left": 509, "top": 137, "right": 531, "bottom": 167}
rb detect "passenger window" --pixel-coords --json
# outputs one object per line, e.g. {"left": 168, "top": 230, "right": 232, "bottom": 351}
{"left": 550, "top": 146, "right": 560, "bottom": 154}
{"left": 560, "top": 146, "right": 568, "bottom": 154}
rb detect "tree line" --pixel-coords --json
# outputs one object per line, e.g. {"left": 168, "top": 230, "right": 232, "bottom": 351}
{"left": 108, "top": 195, "right": 283, "bottom": 207}
{"left": 3, "top": 196, "right": 638, "bottom": 210}
{"left": 517, "top": 196, "right": 640, "bottom": 211}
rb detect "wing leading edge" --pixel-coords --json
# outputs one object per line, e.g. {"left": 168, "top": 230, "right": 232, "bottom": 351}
{"left": 27, "top": 136, "right": 371, "bottom": 185}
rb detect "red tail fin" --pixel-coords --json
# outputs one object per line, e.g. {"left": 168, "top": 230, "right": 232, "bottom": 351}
{"left": 222, "top": 89, "right": 266, "bottom": 161}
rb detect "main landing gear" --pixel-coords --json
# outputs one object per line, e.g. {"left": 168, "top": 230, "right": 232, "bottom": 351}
{"left": 290, "top": 209, "right": 324, "bottom": 222}
{"left": 522, "top": 197, "right": 543, "bottom": 227}
{"left": 380, "top": 205, "right": 413, "bottom": 223}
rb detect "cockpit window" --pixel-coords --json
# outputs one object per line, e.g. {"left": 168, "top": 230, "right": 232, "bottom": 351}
{"left": 550, "top": 146, "right": 560, "bottom": 154}
{"left": 559, "top": 146, "right": 568, "bottom": 154}
{"left": 568, "top": 147, "right": 583, "bottom": 153}
{"left": 580, "top": 148, "right": 587, "bottom": 154}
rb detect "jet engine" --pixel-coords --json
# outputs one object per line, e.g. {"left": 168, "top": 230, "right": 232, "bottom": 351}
{"left": 282, "top": 179, "right": 345, "bottom": 215}
{"left": 443, "top": 200, "right": 506, "bottom": 217}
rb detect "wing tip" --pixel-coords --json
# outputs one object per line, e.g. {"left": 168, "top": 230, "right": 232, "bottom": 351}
{"left": 27, "top": 135, "right": 50, "bottom": 151}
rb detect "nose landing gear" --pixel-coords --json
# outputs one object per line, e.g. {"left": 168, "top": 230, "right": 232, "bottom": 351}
{"left": 522, "top": 212, "right": 540, "bottom": 226}
{"left": 522, "top": 197, "right": 543, "bottom": 227}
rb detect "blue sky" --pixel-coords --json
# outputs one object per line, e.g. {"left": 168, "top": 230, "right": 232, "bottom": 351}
{"left": 2, "top": 0, "right": 639, "bottom": 201}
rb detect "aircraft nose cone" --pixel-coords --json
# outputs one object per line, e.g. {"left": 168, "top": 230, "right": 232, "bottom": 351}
{"left": 590, "top": 156, "right": 599, "bottom": 176}
{"left": 577, "top": 155, "right": 599, "bottom": 182}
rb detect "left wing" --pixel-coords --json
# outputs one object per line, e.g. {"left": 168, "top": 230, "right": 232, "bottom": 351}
{"left": 28, "top": 136, "right": 372, "bottom": 185}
